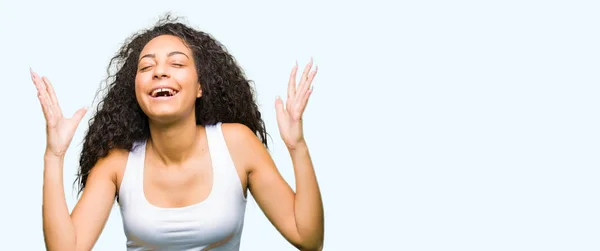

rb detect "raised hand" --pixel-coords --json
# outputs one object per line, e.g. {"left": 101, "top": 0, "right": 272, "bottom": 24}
{"left": 274, "top": 58, "right": 318, "bottom": 150}
{"left": 30, "top": 68, "right": 87, "bottom": 158}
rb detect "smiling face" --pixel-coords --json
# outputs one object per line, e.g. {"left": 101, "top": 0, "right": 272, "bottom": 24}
{"left": 135, "top": 34, "right": 202, "bottom": 123}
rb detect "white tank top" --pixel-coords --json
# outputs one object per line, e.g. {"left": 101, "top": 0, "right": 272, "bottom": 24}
{"left": 118, "top": 122, "right": 247, "bottom": 251}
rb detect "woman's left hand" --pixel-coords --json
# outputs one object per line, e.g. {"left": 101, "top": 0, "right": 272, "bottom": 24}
{"left": 275, "top": 58, "right": 318, "bottom": 150}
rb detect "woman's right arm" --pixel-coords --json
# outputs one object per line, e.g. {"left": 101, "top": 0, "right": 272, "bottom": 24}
{"left": 30, "top": 68, "right": 119, "bottom": 251}
{"left": 42, "top": 151, "right": 120, "bottom": 251}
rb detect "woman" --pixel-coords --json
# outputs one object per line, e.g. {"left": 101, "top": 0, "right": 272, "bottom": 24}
{"left": 32, "top": 16, "right": 324, "bottom": 251}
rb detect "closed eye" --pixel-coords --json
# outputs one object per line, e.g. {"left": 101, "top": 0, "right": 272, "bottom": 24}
{"left": 139, "top": 65, "right": 153, "bottom": 71}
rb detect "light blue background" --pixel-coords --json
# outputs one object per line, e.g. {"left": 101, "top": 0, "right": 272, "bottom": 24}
{"left": 0, "top": 0, "right": 599, "bottom": 250}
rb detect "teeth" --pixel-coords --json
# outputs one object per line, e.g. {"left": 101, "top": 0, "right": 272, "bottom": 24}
{"left": 151, "top": 88, "right": 178, "bottom": 97}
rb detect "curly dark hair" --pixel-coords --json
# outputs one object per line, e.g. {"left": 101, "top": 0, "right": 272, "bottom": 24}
{"left": 74, "top": 14, "right": 268, "bottom": 196}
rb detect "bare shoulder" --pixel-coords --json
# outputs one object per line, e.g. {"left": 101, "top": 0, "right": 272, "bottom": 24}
{"left": 96, "top": 148, "right": 129, "bottom": 165}
{"left": 220, "top": 123, "right": 265, "bottom": 149}
{"left": 221, "top": 123, "right": 271, "bottom": 173}
{"left": 221, "top": 123, "right": 256, "bottom": 139}
{"left": 90, "top": 148, "right": 130, "bottom": 187}
{"left": 220, "top": 123, "right": 269, "bottom": 170}
{"left": 94, "top": 148, "right": 128, "bottom": 171}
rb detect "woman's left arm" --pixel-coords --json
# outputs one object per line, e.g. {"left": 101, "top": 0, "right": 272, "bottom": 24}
{"left": 284, "top": 140, "right": 324, "bottom": 249}
{"left": 234, "top": 128, "right": 323, "bottom": 251}
{"left": 233, "top": 60, "right": 323, "bottom": 250}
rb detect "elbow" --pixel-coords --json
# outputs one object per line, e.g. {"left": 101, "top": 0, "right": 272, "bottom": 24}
{"left": 296, "top": 244, "right": 323, "bottom": 251}
{"left": 293, "top": 236, "right": 324, "bottom": 251}
{"left": 43, "top": 237, "right": 77, "bottom": 251}
{"left": 289, "top": 219, "right": 324, "bottom": 250}
{"left": 306, "top": 244, "right": 324, "bottom": 251}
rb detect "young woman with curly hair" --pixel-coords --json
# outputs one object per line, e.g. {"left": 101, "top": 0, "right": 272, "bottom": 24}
{"left": 32, "top": 15, "right": 324, "bottom": 251}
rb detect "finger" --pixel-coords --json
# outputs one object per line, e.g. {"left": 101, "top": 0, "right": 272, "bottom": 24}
{"left": 299, "top": 81, "right": 315, "bottom": 113}
{"left": 30, "top": 68, "right": 43, "bottom": 88}
{"left": 275, "top": 96, "right": 291, "bottom": 124}
{"left": 274, "top": 96, "right": 286, "bottom": 119}
{"left": 72, "top": 106, "right": 88, "bottom": 126}
{"left": 297, "top": 63, "right": 317, "bottom": 100}
{"left": 30, "top": 71, "right": 62, "bottom": 122}
{"left": 287, "top": 61, "right": 298, "bottom": 99}
{"left": 31, "top": 71, "right": 54, "bottom": 111}
{"left": 42, "top": 76, "right": 59, "bottom": 107}
{"left": 29, "top": 67, "right": 36, "bottom": 84}
{"left": 296, "top": 58, "right": 314, "bottom": 99}
{"left": 31, "top": 71, "right": 49, "bottom": 98}
{"left": 298, "top": 88, "right": 314, "bottom": 115}
{"left": 300, "top": 57, "right": 313, "bottom": 84}
{"left": 298, "top": 67, "right": 317, "bottom": 113}
{"left": 37, "top": 91, "right": 54, "bottom": 122}
{"left": 30, "top": 69, "right": 43, "bottom": 91}
{"left": 42, "top": 76, "right": 63, "bottom": 117}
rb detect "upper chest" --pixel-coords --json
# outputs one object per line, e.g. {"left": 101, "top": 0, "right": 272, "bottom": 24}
{"left": 115, "top": 142, "right": 249, "bottom": 204}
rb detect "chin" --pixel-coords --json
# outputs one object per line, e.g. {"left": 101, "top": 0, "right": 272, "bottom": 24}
{"left": 147, "top": 114, "right": 185, "bottom": 126}
{"left": 145, "top": 107, "right": 195, "bottom": 126}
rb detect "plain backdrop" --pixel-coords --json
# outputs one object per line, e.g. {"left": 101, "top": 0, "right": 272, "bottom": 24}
{"left": 0, "top": 0, "right": 599, "bottom": 250}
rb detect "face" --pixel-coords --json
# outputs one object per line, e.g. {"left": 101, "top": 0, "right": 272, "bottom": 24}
{"left": 135, "top": 35, "right": 202, "bottom": 123}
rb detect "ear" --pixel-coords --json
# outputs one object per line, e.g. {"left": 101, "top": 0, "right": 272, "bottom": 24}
{"left": 197, "top": 85, "right": 202, "bottom": 98}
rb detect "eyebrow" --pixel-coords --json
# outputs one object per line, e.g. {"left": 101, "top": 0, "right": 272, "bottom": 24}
{"left": 139, "top": 51, "right": 190, "bottom": 62}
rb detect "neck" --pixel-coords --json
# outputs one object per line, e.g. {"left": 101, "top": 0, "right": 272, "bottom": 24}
{"left": 147, "top": 114, "right": 200, "bottom": 166}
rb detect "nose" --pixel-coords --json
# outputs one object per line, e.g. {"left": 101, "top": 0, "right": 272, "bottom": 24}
{"left": 152, "top": 63, "right": 170, "bottom": 80}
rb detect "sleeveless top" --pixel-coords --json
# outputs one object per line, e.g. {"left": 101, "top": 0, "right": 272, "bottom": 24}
{"left": 118, "top": 123, "right": 247, "bottom": 250}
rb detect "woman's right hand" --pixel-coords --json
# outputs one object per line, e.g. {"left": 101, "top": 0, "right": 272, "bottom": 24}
{"left": 30, "top": 68, "right": 88, "bottom": 159}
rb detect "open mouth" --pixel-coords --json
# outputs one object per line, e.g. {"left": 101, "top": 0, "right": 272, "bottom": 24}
{"left": 149, "top": 87, "right": 179, "bottom": 98}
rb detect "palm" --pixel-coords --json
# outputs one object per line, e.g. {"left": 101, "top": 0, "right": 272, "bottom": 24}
{"left": 30, "top": 69, "right": 87, "bottom": 157}
{"left": 47, "top": 114, "right": 83, "bottom": 155}
{"left": 275, "top": 59, "right": 318, "bottom": 149}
